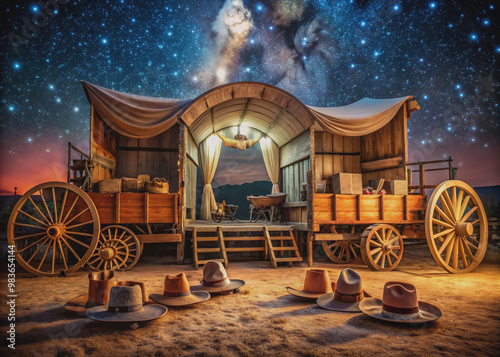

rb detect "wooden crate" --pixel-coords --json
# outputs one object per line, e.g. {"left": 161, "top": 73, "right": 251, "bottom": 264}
{"left": 383, "top": 180, "right": 408, "bottom": 195}
{"left": 332, "top": 173, "right": 362, "bottom": 194}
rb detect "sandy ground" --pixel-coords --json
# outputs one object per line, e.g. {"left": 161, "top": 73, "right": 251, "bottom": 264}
{"left": 1, "top": 243, "right": 499, "bottom": 357}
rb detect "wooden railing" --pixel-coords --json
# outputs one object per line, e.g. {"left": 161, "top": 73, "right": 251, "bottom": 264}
{"left": 67, "top": 142, "right": 90, "bottom": 184}
{"left": 406, "top": 157, "right": 457, "bottom": 194}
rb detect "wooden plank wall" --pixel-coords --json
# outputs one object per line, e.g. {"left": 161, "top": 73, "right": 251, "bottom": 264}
{"left": 281, "top": 158, "right": 310, "bottom": 202}
{"left": 361, "top": 106, "right": 407, "bottom": 185}
{"left": 115, "top": 124, "right": 180, "bottom": 192}
{"left": 314, "top": 131, "right": 361, "bottom": 193}
{"left": 90, "top": 107, "right": 117, "bottom": 182}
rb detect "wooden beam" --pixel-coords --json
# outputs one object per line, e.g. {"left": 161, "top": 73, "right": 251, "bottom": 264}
{"left": 361, "top": 156, "right": 403, "bottom": 172}
{"left": 314, "top": 233, "right": 360, "bottom": 241}
{"left": 238, "top": 99, "right": 251, "bottom": 126}
{"left": 265, "top": 104, "right": 288, "bottom": 134}
{"left": 117, "top": 146, "right": 178, "bottom": 152}
{"left": 137, "top": 234, "right": 182, "bottom": 243}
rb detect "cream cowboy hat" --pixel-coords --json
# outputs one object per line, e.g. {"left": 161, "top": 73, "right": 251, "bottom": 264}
{"left": 317, "top": 268, "right": 370, "bottom": 312}
{"left": 65, "top": 271, "right": 115, "bottom": 313}
{"left": 287, "top": 269, "right": 331, "bottom": 299}
{"left": 191, "top": 260, "right": 245, "bottom": 294}
{"left": 359, "top": 281, "right": 442, "bottom": 323}
{"left": 86, "top": 285, "right": 167, "bottom": 323}
{"left": 150, "top": 273, "right": 210, "bottom": 307}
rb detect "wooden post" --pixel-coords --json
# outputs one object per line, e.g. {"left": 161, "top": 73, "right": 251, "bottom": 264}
{"left": 448, "top": 156, "right": 453, "bottom": 180}
{"left": 177, "top": 123, "right": 188, "bottom": 264}
{"left": 419, "top": 163, "right": 425, "bottom": 195}
{"left": 67, "top": 142, "right": 71, "bottom": 183}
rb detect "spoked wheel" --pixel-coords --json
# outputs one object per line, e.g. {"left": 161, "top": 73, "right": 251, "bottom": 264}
{"left": 87, "top": 225, "right": 141, "bottom": 271}
{"left": 321, "top": 225, "right": 360, "bottom": 264}
{"left": 361, "top": 224, "right": 403, "bottom": 271}
{"left": 7, "top": 182, "right": 99, "bottom": 277}
{"left": 425, "top": 180, "right": 488, "bottom": 273}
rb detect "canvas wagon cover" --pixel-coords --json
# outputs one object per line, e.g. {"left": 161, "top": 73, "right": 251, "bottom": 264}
{"left": 82, "top": 81, "right": 411, "bottom": 139}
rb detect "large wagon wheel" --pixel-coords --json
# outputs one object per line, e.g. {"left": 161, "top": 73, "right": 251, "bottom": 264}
{"left": 87, "top": 225, "right": 141, "bottom": 271}
{"left": 360, "top": 224, "right": 403, "bottom": 271}
{"left": 425, "top": 180, "right": 488, "bottom": 273}
{"left": 7, "top": 182, "right": 99, "bottom": 277}
{"left": 321, "top": 225, "right": 360, "bottom": 264}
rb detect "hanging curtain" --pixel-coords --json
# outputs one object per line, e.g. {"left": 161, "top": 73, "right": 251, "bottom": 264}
{"left": 199, "top": 134, "right": 222, "bottom": 220}
{"left": 260, "top": 137, "right": 280, "bottom": 194}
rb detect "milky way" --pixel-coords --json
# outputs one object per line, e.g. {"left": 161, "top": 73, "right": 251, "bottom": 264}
{"left": 1, "top": 0, "right": 499, "bottom": 194}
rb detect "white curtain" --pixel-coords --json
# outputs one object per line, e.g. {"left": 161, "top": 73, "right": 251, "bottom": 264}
{"left": 199, "top": 134, "right": 222, "bottom": 220}
{"left": 260, "top": 137, "right": 280, "bottom": 194}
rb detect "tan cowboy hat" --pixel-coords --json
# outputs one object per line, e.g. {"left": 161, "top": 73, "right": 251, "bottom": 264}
{"left": 150, "top": 273, "right": 210, "bottom": 307}
{"left": 191, "top": 260, "right": 245, "bottom": 294}
{"left": 86, "top": 285, "right": 167, "bottom": 323}
{"left": 359, "top": 281, "right": 442, "bottom": 323}
{"left": 65, "top": 271, "right": 115, "bottom": 313}
{"left": 287, "top": 269, "right": 331, "bottom": 299}
{"left": 317, "top": 268, "right": 370, "bottom": 312}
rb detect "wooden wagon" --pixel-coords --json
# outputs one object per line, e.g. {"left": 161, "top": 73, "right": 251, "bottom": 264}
{"left": 7, "top": 81, "right": 488, "bottom": 276}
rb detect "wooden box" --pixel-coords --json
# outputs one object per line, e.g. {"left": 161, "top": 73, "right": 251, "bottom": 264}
{"left": 383, "top": 180, "right": 408, "bottom": 195}
{"left": 98, "top": 178, "right": 121, "bottom": 193}
{"left": 332, "top": 173, "right": 362, "bottom": 194}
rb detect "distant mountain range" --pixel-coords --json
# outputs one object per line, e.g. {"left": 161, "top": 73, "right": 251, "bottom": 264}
{"left": 196, "top": 181, "right": 273, "bottom": 220}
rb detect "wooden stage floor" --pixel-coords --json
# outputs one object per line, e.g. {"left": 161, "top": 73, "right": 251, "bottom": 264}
{"left": 184, "top": 220, "right": 294, "bottom": 231}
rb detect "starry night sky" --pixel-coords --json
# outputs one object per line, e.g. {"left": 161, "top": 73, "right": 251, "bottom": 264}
{"left": 1, "top": 0, "right": 499, "bottom": 195}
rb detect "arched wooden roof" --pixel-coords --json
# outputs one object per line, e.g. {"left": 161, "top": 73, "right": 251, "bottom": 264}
{"left": 179, "top": 82, "right": 316, "bottom": 147}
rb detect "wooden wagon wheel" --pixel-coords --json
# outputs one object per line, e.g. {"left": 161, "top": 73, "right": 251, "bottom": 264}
{"left": 321, "top": 225, "right": 360, "bottom": 264}
{"left": 87, "top": 225, "right": 141, "bottom": 271}
{"left": 7, "top": 182, "right": 99, "bottom": 277}
{"left": 360, "top": 224, "right": 403, "bottom": 271}
{"left": 425, "top": 180, "right": 488, "bottom": 273}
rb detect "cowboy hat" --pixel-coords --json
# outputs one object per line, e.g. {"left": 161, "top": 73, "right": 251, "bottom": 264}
{"left": 359, "top": 281, "right": 442, "bottom": 323}
{"left": 191, "top": 260, "right": 245, "bottom": 294}
{"left": 65, "top": 271, "right": 115, "bottom": 313}
{"left": 150, "top": 273, "right": 210, "bottom": 307}
{"left": 113, "top": 281, "right": 151, "bottom": 304}
{"left": 317, "top": 268, "right": 370, "bottom": 312}
{"left": 287, "top": 269, "right": 331, "bottom": 299}
{"left": 86, "top": 285, "right": 167, "bottom": 322}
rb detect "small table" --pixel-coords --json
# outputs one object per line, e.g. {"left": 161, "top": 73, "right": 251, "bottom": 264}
{"left": 211, "top": 203, "right": 239, "bottom": 222}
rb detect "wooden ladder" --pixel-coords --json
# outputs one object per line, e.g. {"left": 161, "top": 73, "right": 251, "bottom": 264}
{"left": 264, "top": 226, "right": 303, "bottom": 268}
{"left": 192, "top": 227, "right": 228, "bottom": 270}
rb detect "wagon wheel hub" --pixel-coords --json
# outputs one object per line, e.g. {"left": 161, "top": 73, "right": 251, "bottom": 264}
{"left": 99, "top": 246, "right": 116, "bottom": 261}
{"left": 47, "top": 224, "right": 65, "bottom": 239}
{"left": 455, "top": 222, "right": 473, "bottom": 237}
{"left": 382, "top": 244, "right": 392, "bottom": 252}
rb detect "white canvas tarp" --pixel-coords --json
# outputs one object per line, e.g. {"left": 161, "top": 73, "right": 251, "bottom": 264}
{"left": 82, "top": 81, "right": 412, "bottom": 140}
{"left": 309, "top": 96, "right": 411, "bottom": 137}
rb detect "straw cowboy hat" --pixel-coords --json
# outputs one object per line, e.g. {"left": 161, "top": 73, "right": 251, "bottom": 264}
{"left": 65, "top": 271, "right": 115, "bottom": 313}
{"left": 191, "top": 260, "right": 245, "bottom": 294}
{"left": 86, "top": 285, "right": 167, "bottom": 323}
{"left": 150, "top": 273, "right": 210, "bottom": 307}
{"left": 359, "top": 281, "right": 442, "bottom": 323}
{"left": 317, "top": 268, "right": 371, "bottom": 312}
{"left": 287, "top": 269, "right": 331, "bottom": 299}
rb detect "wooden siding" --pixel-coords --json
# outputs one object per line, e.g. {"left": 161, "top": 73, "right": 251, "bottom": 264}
{"left": 361, "top": 105, "right": 407, "bottom": 185}
{"left": 280, "top": 131, "right": 310, "bottom": 168}
{"left": 314, "top": 131, "right": 361, "bottom": 193}
{"left": 115, "top": 124, "right": 180, "bottom": 192}
{"left": 281, "top": 158, "right": 310, "bottom": 202}
{"left": 90, "top": 106, "right": 117, "bottom": 182}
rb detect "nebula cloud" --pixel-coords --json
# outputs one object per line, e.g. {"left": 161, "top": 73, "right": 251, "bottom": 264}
{"left": 200, "top": 0, "right": 253, "bottom": 86}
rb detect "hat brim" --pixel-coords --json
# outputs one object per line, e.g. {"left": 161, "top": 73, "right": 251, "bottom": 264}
{"left": 286, "top": 287, "right": 329, "bottom": 300}
{"left": 359, "top": 298, "right": 442, "bottom": 323}
{"left": 191, "top": 279, "right": 245, "bottom": 293}
{"left": 149, "top": 291, "right": 210, "bottom": 307}
{"left": 316, "top": 291, "right": 371, "bottom": 312}
{"left": 86, "top": 304, "right": 167, "bottom": 322}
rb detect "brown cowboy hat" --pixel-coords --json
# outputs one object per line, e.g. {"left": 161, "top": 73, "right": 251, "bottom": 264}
{"left": 65, "top": 271, "right": 115, "bottom": 313}
{"left": 317, "top": 268, "right": 370, "bottom": 312}
{"left": 287, "top": 269, "right": 331, "bottom": 300}
{"left": 191, "top": 260, "right": 245, "bottom": 294}
{"left": 150, "top": 273, "right": 210, "bottom": 307}
{"left": 87, "top": 285, "right": 167, "bottom": 323}
{"left": 359, "top": 281, "right": 442, "bottom": 323}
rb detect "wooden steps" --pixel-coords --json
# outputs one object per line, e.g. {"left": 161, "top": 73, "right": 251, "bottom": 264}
{"left": 191, "top": 225, "right": 301, "bottom": 268}
{"left": 192, "top": 227, "right": 228, "bottom": 270}
{"left": 264, "top": 227, "right": 303, "bottom": 268}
